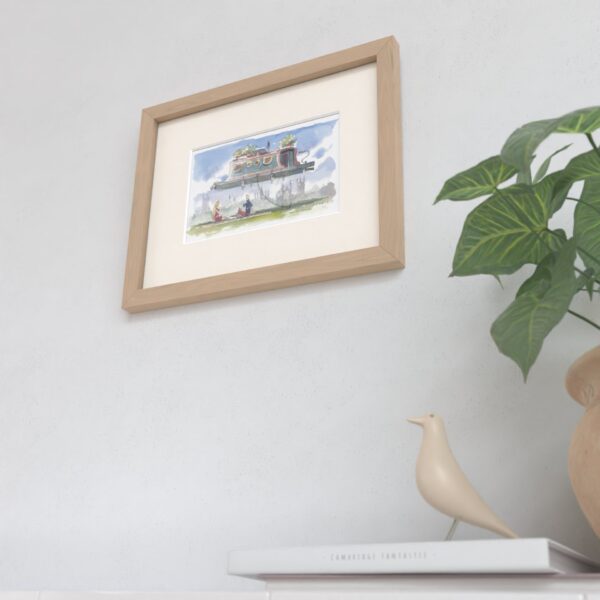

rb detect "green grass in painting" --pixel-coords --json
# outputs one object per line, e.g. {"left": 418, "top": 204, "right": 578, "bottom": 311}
{"left": 187, "top": 197, "right": 330, "bottom": 239}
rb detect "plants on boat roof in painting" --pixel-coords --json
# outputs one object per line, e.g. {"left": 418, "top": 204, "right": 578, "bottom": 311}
{"left": 436, "top": 106, "right": 600, "bottom": 379}
{"left": 233, "top": 144, "right": 258, "bottom": 158}
{"left": 280, "top": 133, "right": 296, "bottom": 148}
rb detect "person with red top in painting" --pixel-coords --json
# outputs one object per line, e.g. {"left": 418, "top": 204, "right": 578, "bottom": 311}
{"left": 212, "top": 200, "right": 223, "bottom": 222}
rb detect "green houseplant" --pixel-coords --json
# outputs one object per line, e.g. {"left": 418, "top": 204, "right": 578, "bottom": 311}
{"left": 436, "top": 106, "right": 600, "bottom": 380}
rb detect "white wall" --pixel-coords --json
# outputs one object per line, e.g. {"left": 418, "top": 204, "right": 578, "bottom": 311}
{"left": 1, "top": 0, "right": 600, "bottom": 591}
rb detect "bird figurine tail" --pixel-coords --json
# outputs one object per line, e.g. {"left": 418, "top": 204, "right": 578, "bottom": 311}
{"left": 408, "top": 413, "right": 518, "bottom": 539}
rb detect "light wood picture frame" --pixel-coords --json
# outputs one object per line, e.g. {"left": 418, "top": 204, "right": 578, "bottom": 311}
{"left": 122, "top": 37, "right": 404, "bottom": 313}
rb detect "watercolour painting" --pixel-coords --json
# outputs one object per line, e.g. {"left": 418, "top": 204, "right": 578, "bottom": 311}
{"left": 185, "top": 113, "right": 339, "bottom": 243}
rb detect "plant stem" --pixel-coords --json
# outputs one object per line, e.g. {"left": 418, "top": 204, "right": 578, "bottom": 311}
{"left": 568, "top": 309, "right": 600, "bottom": 330}
{"left": 577, "top": 282, "right": 600, "bottom": 293}
{"left": 571, "top": 264, "right": 600, "bottom": 289}
{"left": 587, "top": 132, "right": 600, "bottom": 159}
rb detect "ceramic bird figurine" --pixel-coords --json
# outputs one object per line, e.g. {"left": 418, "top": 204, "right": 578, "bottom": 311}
{"left": 408, "top": 413, "right": 518, "bottom": 539}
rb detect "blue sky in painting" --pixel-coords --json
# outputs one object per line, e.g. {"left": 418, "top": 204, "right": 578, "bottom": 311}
{"left": 315, "top": 156, "right": 336, "bottom": 180}
{"left": 192, "top": 115, "right": 338, "bottom": 186}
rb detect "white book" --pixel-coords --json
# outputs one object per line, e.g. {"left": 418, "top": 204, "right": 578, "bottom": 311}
{"left": 228, "top": 538, "right": 600, "bottom": 577}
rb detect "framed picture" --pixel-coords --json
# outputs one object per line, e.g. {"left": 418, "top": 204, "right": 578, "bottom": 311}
{"left": 123, "top": 36, "right": 404, "bottom": 313}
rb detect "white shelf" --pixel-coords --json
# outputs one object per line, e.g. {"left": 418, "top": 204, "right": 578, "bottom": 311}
{"left": 4, "top": 579, "right": 600, "bottom": 600}
{"left": 263, "top": 574, "right": 600, "bottom": 598}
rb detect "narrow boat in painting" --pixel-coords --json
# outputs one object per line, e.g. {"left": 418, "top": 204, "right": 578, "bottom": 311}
{"left": 186, "top": 116, "right": 339, "bottom": 242}
{"left": 211, "top": 136, "right": 315, "bottom": 191}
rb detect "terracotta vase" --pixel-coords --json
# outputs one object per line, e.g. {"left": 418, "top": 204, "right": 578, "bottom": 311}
{"left": 566, "top": 345, "right": 600, "bottom": 536}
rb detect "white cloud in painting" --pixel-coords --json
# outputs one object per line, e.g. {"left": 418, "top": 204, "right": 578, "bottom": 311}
{"left": 305, "top": 120, "right": 339, "bottom": 171}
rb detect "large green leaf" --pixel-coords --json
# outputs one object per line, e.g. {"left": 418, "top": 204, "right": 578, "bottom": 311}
{"left": 574, "top": 175, "right": 600, "bottom": 272}
{"left": 561, "top": 149, "right": 600, "bottom": 181}
{"left": 501, "top": 106, "right": 600, "bottom": 172}
{"left": 556, "top": 107, "right": 600, "bottom": 134}
{"left": 533, "top": 171, "right": 570, "bottom": 212}
{"left": 435, "top": 156, "right": 517, "bottom": 202}
{"left": 550, "top": 150, "right": 600, "bottom": 212}
{"left": 533, "top": 143, "right": 572, "bottom": 183}
{"left": 516, "top": 258, "right": 553, "bottom": 298}
{"left": 451, "top": 179, "right": 564, "bottom": 276}
{"left": 501, "top": 119, "right": 557, "bottom": 174}
{"left": 491, "top": 241, "right": 578, "bottom": 380}
{"left": 533, "top": 171, "right": 572, "bottom": 215}
{"left": 516, "top": 167, "right": 533, "bottom": 185}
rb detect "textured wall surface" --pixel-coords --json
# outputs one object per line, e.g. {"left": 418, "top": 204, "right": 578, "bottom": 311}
{"left": 1, "top": 0, "right": 600, "bottom": 591}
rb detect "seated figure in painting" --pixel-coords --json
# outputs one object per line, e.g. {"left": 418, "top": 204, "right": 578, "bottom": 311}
{"left": 243, "top": 195, "right": 253, "bottom": 217}
{"left": 211, "top": 200, "right": 223, "bottom": 222}
{"left": 236, "top": 196, "right": 253, "bottom": 218}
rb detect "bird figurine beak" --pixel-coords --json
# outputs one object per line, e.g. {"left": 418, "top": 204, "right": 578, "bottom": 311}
{"left": 407, "top": 416, "right": 427, "bottom": 426}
